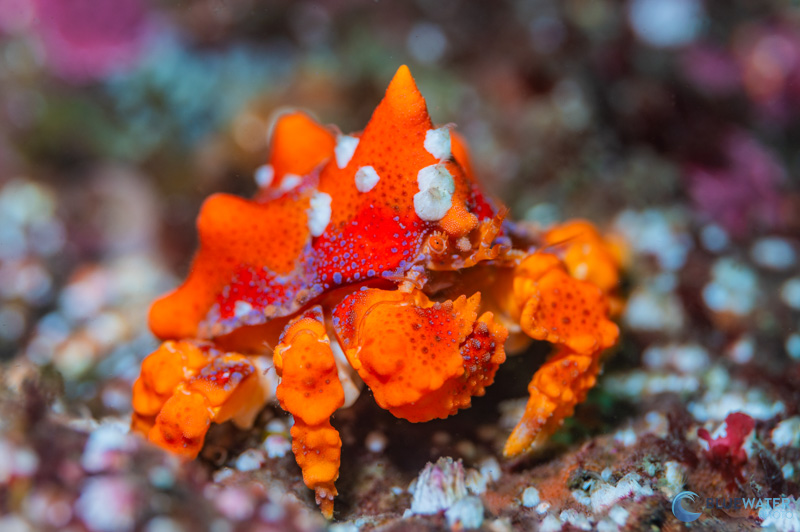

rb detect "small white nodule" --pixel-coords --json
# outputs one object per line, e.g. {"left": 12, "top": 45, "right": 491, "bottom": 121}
{"left": 414, "top": 164, "right": 455, "bottom": 221}
{"left": 307, "top": 191, "right": 332, "bottom": 237}
{"left": 354, "top": 165, "right": 380, "bottom": 193}
{"left": 254, "top": 164, "right": 274, "bottom": 187}
{"left": 424, "top": 127, "right": 451, "bottom": 161}
{"left": 334, "top": 135, "right": 360, "bottom": 169}
{"left": 278, "top": 173, "right": 302, "bottom": 192}
{"left": 234, "top": 300, "right": 253, "bottom": 319}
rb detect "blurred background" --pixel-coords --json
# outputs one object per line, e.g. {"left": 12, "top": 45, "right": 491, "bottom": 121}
{"left": 1, "top": 1, "right": 799, "bottom": 531}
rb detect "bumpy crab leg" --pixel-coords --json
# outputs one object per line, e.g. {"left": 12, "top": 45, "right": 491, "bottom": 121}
{"left": 503, "top": 252, "right": 619, "bottom": 457}
{"left": 332, "top": 287, "right": 508, "bottom": 423}
{"left": 272, "top": 306, "right": 345, "bottom": 519}
{"left": 131, "top": 341, "right": 270, "bottom": 458}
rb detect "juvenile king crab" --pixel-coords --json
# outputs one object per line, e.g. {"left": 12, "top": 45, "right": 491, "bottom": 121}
{"left": 131, "top": 66, "right": 621, "bottom": 518}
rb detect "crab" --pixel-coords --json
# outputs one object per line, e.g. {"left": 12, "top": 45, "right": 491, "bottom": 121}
{"left": 131, "top": 66, "right": 622, "bottom": 518}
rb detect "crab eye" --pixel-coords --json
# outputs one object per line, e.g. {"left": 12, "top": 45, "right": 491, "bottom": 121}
{"left": 429, "top": 234, "right": 447, "bottom": 254}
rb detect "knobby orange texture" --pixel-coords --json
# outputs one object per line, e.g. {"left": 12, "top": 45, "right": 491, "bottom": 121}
{"left": 131, "top": 65, "right": 622, "bottom": 518}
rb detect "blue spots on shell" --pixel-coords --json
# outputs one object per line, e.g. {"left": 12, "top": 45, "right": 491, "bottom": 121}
{"left": 333, "top": 272, "right": 343, "bottom": 284}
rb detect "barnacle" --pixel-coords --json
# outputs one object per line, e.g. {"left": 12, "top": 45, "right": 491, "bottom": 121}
{"left": 131, "top": 65, "right": 622, "bottom": 518}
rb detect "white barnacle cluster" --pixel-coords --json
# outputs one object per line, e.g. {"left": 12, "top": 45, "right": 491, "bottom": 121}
{"left": 406, "top": 457, "right": 486, "bottom": 529}
{"left": 307, "top": 191, "right": 332, "bottom": 237}
{"left": 335, "top": 135, "right": 359, "bottom": 169}
{"left": 354, "top": 165, "right": 380, "bottom": 193}
{"left": 424, "top": 126, "right": 451, "bottom": 161}
{"left": 414, "top": 163, "right": 454, "bottom": 221}
{"left": 254, "top": 164, "right": 274, "bottom": 187}
{"left": 278, "top": 174, "right": 302, "bottom": 192}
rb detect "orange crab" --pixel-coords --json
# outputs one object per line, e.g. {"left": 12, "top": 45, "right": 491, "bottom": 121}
{"left": 131, "top": 66, "right": 621, "bottom": 518}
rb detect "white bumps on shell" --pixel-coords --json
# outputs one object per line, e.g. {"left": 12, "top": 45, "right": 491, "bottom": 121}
{"left": 278, "top": 174, "right": 302, "bottom": 192}
{"left": 233, "top": 300, "right": 254, "bottom": 319}
{"left": 335, "top": 135, "right": 359, "bottom": 169}
{"left": 307, "top": 191, "right": 332, "bottom": 237}
{"left": 414, "top": 164, "right": 455, "bottom": 221}
{"left": 424, "top": 127, "right": 451, "bottom": 161}
{"left": 254, "top": 164, "right": 274, "bottom": 187}
{"left": 354, "top": 165, "right": 380, "bottom": 193}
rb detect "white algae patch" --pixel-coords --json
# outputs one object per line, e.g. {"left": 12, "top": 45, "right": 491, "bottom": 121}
{"left": 597, "top": 506, "right": 629, "bottom": 532}
{"left": 644, "top": 411, "right": 669, "bottom": 438}
{"left": 540, "top": 514, "right": 561, "bottom": 532}
{"left": 760, "top": 507, "right": 800, "bottom": 531}
{"left": 536, "top": 502, "right": 551, "bottom": 515}
{"left": 689, "top": 385, "right": 785, "bottom": 422}
{"left": 703, "top": 258, "right": 759, "bottom": 316}
{"left": 614, "top": 428, "right": 637, "bottom": 447}
{"left": 780, "top": 278, "right": 800, "bottom": 310}
{"left": 642, "top": 343, "right": 710, "bottom": 373}
{"left": 661, "top": 461, "right": 686, "bottom": 498}
{"left": 81, "top": 423, "right": 135, "bottom": 473}
{"left": 624, "top": 287, "right": 685, "bottom": 333}
{"left": 604, "top": 371, "right": 699, "bottom": 398}
{"left": 700, "top": 223, "right": 729, "bottom": 252}
{"left": 751, "top": 237, "right": 796, "bottom": 271}
{"left": 559, "top": 509, "right": 592, "bottom": 530}
{"left": 522, "top": 486, "right": 541, "bottom": 508}
{"left": 365, "top": 431, "right": 388, "bottom": 453}
{"left": 613, "top": 208, "right": 692, "bottom": 271}
{"left": 235, "top": 449, "right": 265, "bottom": 472}
{"left": 445, "top": 496, "right": 484, "bottom": 530}
{"left": 76, "top": 477, "right": 136, "bottom": 532}
{"left": 771, "top": 417, "right": 800, "bottom": 448}
{"left": 787, "top": 334, "right": 800, "bottom": 361}
{"left": 571, "top": 472, "right": 655, "bottom": 514}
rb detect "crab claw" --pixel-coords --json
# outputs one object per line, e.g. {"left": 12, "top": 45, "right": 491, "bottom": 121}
{"left": 543, "top": 220, "right": 624, "bottom": 294}
{"left": 131, "top": 341, "right": 269, "bottom": 458}
{"left": 503, "top": 253, "right": 618, "bottom": 457}
{"left": 273, "top": 306, "right": 345, "bottom": 519}
{"left": 513, "top": 253, "right": 618, "bottom": 356}
{"left": 503, "top": 348, "right": 601, "bottom": 457}
{"left": 332, "top": 288, "right": 507, "bottom": 423}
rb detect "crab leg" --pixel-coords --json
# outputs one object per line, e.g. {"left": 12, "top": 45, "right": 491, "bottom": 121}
{"left": 503, "top": 252, "right": 619, "bottom": 457}
{"left": 272, "top": 306, "right": 344, "bottom": 519}
{"left": 332, "top": 287, "right": 508, "bottom": 423}
{"left": 131, "top": 341, "right": 270, "bottom": 458}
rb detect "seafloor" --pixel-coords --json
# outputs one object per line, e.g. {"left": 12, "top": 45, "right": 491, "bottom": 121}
{"left": 1, "top": 1, "right": 799, "bottom": 531}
